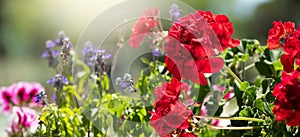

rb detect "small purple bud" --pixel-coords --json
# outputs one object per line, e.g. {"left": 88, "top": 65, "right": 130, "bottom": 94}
{"left": 67, "top": 42, "right": 72, "bottom": 48}
{"left": 87, "top": 62, "right": 94, "bottom": 67}
{"left": 120, "top": 82, "right": 128, "bottom": 88}
{"left": 89, "top": 56, "right": 97, "bottom": 61}
{"left": 58, "top": 31, "right": 66, "bottom": 38}
{"left": 41, "top": 51, "right": 48, "bottom": 58}
{"left": 46, "top": 40, "right": 56, "bottom": 48}
{"left": 98, "top": 49, "right": 105, "bottom": 54}
{"left": 62, "top": 76, "right": 69, "bottom": 83}
{"left": 47, "top": 78, "right": 55, "bottom": 84}
{"left": 53, "top": 50, "right": 60, "bottom": 56}
{"left": 105, "top": 54, "right": 111, "bottom": 59}
{"left": 153, "top": 48, "right": 160, "bottom": 56}
{"left": 34, "top": 94, "right": 41, "bottom": 103}
{"left": 52, "top": 93, "right": 56, "bottom": 101}
{"left": 54, "top": 38, "right": 60, "bottom": 45}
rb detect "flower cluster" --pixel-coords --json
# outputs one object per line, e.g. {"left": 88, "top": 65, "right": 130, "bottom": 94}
{"left": 6, "top": 107, "right": 38, "bottom": 136}
{"left": 0, "top": 82, "right": 43, "bottom": 136}
{"left": 267, "top": 21, "right": 300, "bottom": 126}
{"left": 165, "top": 10, "right": 240, "bottom": 85}
{"left": 0, "top": 82, "right": 45, "bottom": 112}
{"left": 47, "top": 74, "right": 69, "bottom": 90}
{"left": 82, "top": 41, "right": 112, "bottom": 76}
{"left": 129, "top": 7, "right": 159, "bottom": 48}
{"left": 149, "top": 31, "right": 168, "bottom": 57}
{"left": 82, "top": 41, "right": 111, "bottom": 74}
{"left": 115, "top": 73, "right": 136, "bottom": 93}
{"left": 150, "top": 78, "right": 194, "bottom": 137}
{"left": 34, "top": 90, "right": 48, "bottom": 107}
{"left": 169, "top": 3, "right": 181, "bottom": 24}
{"left": 267, "top": 21, "right": 300, "bottom": 73}
{"left": 272, "top": 70, "right": 300, "bottom": 126}
{"left": 41, "top": 31, "right": 71, "bottom": 68}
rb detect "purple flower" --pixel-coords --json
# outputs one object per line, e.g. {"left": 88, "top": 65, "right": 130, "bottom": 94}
{"left": 41, "top": 41, "right": 60, "bottom": 68}
{"left": 169, "top": 3, "right": 181, "bottom": 23}
{"left": 115, "top": 73, "right": 136, "bottom": 93}
{"left": 34, "top": 90, "right": 48, "bottom": 107}
{"left": 41, "top": 51, "right": 48, "bottom": 58}
{"left": 52, "top": 93, "right": 56, "bottom": 101}
{"left": 66, "top": 42, "right": 72, "bottom": 48}
{"left": 152, "top": 47, "right": 160, "bottom": 56}
{"left": 47, "top": 74, "right": 69, "bottom": 90}
{"left": 82, "top": 41, "right": 111, "bottom": 75}
{"left": 47, "top": 78, "right": 55, "bottom": 84}
{"left": 46, "top": 40, "right": 56, "bottom": 48}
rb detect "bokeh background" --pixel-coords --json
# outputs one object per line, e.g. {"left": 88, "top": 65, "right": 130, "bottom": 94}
{"left": 0, "top": 0, "right": 299, "bottom": 134}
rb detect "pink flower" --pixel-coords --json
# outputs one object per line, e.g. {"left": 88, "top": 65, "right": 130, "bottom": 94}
{"left": 6, "top": 107, "right": 38, "bottom": 136}
{"left": 0, "top": 82, "right": 45, "bottom": 112}
{"left": 0, "top": 86, "right": 14, "bottom": 113}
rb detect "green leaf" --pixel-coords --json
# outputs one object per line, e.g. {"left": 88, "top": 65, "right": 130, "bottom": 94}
{"left": 239, "top": 107, "right": 254, "bottom": 117}
{"left": 255, "top": 98, "right": 264, "bottom": 111}
{"left": 245, "top": 86, "right": 257, "bottom": 102}
{"left": 240, "top": 81, "right": 249, "bottom": 91}
{"left": 261, "top": 78, "right": 275, "bottom": 94}
{"left": 140, "top": 57, "right": 150, "bottom": 65}
{"left": 255, "top": 61, "right": 275, "bottom": 77}
{"left": 233, "top": 82, "right": 243, "bottom": 108}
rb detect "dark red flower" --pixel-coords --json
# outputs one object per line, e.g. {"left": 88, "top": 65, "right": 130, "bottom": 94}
{"left": 268, "top": 21, "right": 300, "bottom": 73}
{"left": 165, "top": 10, "right": 239, "bottom": 85}
{"left": 150, "top": 101, "right": 192, "bottom": 137}
{"left": 129, "top": 7, "right": 158, "bottom": 48}
{"left": 150, "top": 78, "right": 193, "bottom": 137}
{"left": 154, "top": 78, "right": 182, "bottom": 100}
{"left": 273, "top": 70, "right": 300, "bottom": 126}
{"left": 179, "top": 131, "right": 197, "bottom": 137}
{"left": 267, "top": 21, "right": 295, "bottom": 50}
{"left": 280, "top": 53, "right": 295, "bottom": 73}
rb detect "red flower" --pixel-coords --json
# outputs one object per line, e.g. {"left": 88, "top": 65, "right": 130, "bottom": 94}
{"left": 154, "top": 78, "right": 182, "bottom": 101}
{"left": 165, "top": 10, "right": 239, "bottom": 85}
{"left": 280, "top": 53, "right": 295, "bottom": 73}
{"left": 268, "top": 21, "right": 300, "bottom": 72}
{"left": 150, "top": 78, "right": 193, "bottom": 136}
{"left": 273, "top": 70, "right": 300, "bottom": 126}
{"left": 267, "top": 21, "right": 295, "bottom": 49}
{"left": 179, "top": 131, "right": 197, "bottom": 137}
{"left": 129, "top": 7, "right": 158, "bottom": 48}
{"left": 150, "top": 101, "right": 192, "bottom": 136}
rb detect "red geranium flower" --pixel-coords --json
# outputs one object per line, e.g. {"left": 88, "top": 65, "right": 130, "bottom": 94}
{"left": 150, "top": 101, "right": 192, "bottom": 137}
{"left": 267, "top": 21, "right": 295, "bottom": 50}
{"left": 268, "top": 21, "right": 300, "bottom": 72}
{"left": 165, "top": 10, "right": 239, "bottom": 85}
{"left": 178, "top": 131, "right": 197, "bottom": 137}
{"left": 150, "top": 78, "right": 193, "bottom": 137}
{"left": 273, "top": 70, "right": 300, "bottom": 126}
{"left": 129, "top": 7, "right": 158, "bottom": 48}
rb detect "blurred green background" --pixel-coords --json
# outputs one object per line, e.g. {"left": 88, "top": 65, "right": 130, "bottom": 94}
{"left": 0, "top": 0, "right": 299, "bottom": 135}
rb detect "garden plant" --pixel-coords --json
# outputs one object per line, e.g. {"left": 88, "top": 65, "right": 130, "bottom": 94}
{"left": 0, "top": 1, "right": 300, "bottom": 137}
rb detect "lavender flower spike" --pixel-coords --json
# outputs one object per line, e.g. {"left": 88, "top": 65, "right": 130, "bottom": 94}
{"left": 169, "top": 3, "right": 181, "bottom": 23}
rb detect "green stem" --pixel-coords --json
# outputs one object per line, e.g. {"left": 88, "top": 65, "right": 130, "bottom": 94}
{"left": 239, "top": 63, "right": 255, "bottom": 74}
{"left": 205, "top": 124, "right": 263, "bottom": 130}
{"left": 193, "top": 84, "right": 210, "bottom": 115}
{"left": 224, "top": 65, "right": 242, "bottom": 84}
{"left": 193, "top": 115, "right": 264, "bottom": 122}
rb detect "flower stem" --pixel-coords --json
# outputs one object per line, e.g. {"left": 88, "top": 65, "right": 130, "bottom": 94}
{"left": 205, "top": 124, "right": 263, "bottom": 130}
{"left": 224, "top": 65, "right": 242, "bottom": 84}
{"left": 239, "top": 63, "right": 255, "bottom": 75}
{"left": 193, "top": 115, "right": 264, "bottom": 122}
